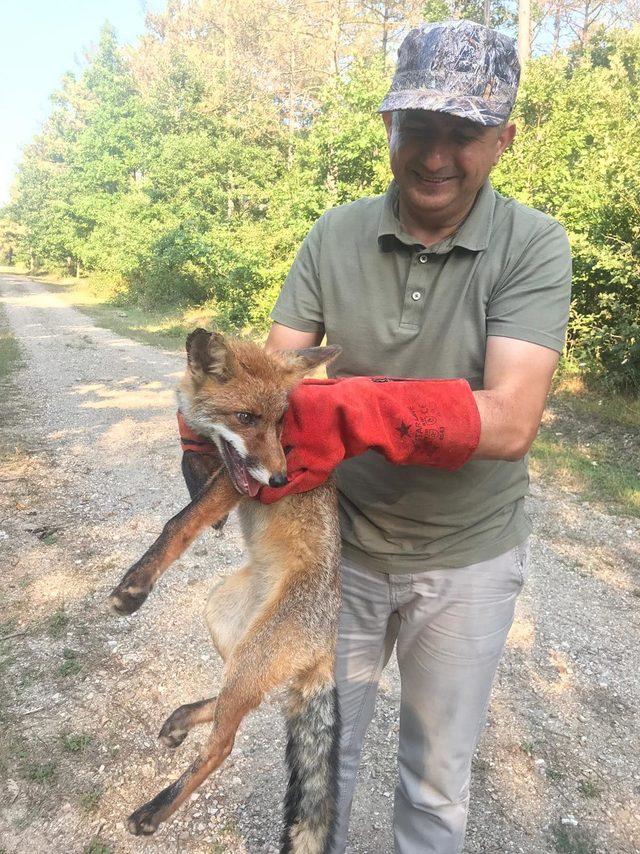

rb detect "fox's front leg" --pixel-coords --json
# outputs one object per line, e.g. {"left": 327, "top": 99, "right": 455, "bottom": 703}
{"left": 182, "top": 450, "right": 228, "bottom": 534}
{"left": 109, "top": 470, "right": 240, "bottom": 615}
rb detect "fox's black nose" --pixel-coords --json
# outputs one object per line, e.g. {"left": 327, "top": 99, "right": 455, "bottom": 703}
{"left": 269, "top": 472, "right": 289, "bottom": 488}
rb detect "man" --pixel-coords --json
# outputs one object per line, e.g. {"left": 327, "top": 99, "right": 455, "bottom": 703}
{"left": 261, "top": 19, "right": 572, "bottom": 854}
{"left": 180, "top": 18, "right": 571, "bottom": 853}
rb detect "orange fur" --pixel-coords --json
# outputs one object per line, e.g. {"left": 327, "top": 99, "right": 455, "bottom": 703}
{"left": 111, "top": 332, "right": 342, "bottom": 853}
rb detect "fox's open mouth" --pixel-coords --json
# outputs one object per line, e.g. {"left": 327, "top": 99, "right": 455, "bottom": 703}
{"left": 219, "top": 439, "right": 261, "bottom": 498}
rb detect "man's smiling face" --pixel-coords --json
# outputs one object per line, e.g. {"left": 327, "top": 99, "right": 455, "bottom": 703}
{"left": 383, "top": 110, "right": 516, "bottom": 223}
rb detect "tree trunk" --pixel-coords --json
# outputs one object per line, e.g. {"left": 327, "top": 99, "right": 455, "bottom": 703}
{"left": 579, "top": 0, "right": 592, "bottom": 48}
{"left": 287, "top": 47, "right": 296, "bottom": 167}
{"left": 552, "top": 3, "right": 562, "bottom": 56}
{"left": 221, "top": 0, "right": 233, "bottom": 93}
{"left": 381, "top": 1, "right": 389, "bottom": 70}
{"left": 227, "top": 171, "right": 235, "bottom": 218}
{"left": 484, "top": 0, "right": 491, "bottom": 27}
{"left": 330, "top": 2, "right": 341, "bottom": 77}
{"left": 518, "top": 0, "right": 531, "bottom": 66}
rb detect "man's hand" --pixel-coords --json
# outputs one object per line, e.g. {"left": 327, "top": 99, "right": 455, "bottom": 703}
{"left": 258, "top": 376, "right": 480, "bottom": 503}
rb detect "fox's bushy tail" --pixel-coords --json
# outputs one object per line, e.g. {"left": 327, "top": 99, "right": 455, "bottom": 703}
{"left": 281, "top": 680, "right": 341, "bottom": 854}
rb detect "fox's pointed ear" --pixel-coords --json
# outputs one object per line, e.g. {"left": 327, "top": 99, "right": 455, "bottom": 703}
{"left": 281, "top": 345, "right": 342, "bottom": 375}
{"left": 186, "top": 329, "right": 234, "bottom": 381}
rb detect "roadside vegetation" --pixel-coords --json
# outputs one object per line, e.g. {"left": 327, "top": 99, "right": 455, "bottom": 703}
{"left": 0, "top": 303, "right": 23, "bottom": 385}
{"left": 0, "top": 4, "right": 638, "bottom": 516}
{"left": 534, "top": 367, "right": 640, "bottom": 518}
{"left": 0, "top": 8, "right": 639, "bottom": 396}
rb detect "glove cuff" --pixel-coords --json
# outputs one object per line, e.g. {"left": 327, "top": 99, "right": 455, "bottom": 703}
{"left": 177, "top": 411, "right": 218, "bottom": 455}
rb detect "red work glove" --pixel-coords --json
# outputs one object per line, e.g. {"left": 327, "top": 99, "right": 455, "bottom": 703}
{"left": 259, "top": 376, "right": 480, "bottom": 503}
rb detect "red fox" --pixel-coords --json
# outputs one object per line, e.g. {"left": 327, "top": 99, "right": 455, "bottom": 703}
{"left": 109, "top": 329, "right": 342, "bottom": 853}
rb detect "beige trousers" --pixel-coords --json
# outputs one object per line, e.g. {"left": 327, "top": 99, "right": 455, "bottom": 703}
{"left": 332, "top": 541, "right": 530, "bottom": 854}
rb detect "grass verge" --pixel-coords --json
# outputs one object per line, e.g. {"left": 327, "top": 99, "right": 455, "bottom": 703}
{"left": 550, "top": 820, "right": 597, "bottom": 854}
{"left": 0, "top": 303, "right": 23, "bottom": 385}
{"left": 530, "top": 369, "right": 640, "bottom": 518}
{"left": 552, "top": 367, "right": 640, "bottom": 429}
{"left": 531, "top": 429, "right": 639, "bottom": 516}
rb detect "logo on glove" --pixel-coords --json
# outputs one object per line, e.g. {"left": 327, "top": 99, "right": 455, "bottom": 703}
{"left": 395, "top": 404, "right": 446, "bottom": 453}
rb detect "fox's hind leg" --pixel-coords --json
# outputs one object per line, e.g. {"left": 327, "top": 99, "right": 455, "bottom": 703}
{"left": 158, "top": 697, "right": 217, "bottom": 748}
{"left": 157, "top": 566, "right": 262, "bottom": 750}
{"left": 127, "top": 605, "right": 318, "bottom": 836}
{"left": 128, "top": 683, "right": 253, "bottom": 835}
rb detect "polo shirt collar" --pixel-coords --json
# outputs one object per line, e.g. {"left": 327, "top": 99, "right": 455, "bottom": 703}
{"left": 377, "top": 179, "right": 495, "bottom": 253}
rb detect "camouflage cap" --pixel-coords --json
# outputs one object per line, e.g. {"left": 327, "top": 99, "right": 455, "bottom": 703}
{"left": 379, "top": 20, "right": 520, "bottom": 126}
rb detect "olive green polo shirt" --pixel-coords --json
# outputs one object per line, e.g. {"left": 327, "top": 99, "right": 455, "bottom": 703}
{"left": 271, "top": 180, "right": 572, "bottom": 572}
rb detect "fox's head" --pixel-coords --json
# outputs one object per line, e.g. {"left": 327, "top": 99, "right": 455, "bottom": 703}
{"left": 178, "top": 328, "right": 339, "bottom": 497}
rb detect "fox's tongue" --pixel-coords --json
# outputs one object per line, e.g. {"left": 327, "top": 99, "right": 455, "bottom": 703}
{"left": 221, "top": 440, "right": 261, "bottom": 497}
{"left": 235, "top": 464, "right": 260, "bottom": 498}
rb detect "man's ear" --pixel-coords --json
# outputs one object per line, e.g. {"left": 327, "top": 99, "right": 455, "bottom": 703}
{"left": 381, "top": 111, "right": 393, "bottom": 144}
{"left": 281, "top": 345, "right": 342, "bottom": 375}
{"left": 494, "top": 121, "right": 517, "bottom": 164}
{"left": 186, "top": 328, "right": 234, "bottom": 381}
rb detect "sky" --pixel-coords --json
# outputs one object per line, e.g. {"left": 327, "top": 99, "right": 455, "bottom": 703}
{"left": 0, "top": 0, "right": 165, "bottom": 206}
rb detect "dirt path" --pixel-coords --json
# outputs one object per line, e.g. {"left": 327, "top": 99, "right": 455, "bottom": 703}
{"left": 0, "top": 273, "right": 638, "bottom": 854}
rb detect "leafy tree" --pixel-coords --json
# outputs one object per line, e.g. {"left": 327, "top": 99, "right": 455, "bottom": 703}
{"left": 0, "top": 212, "right": 21, "bottom": 265}
{"left": 422, "top": 0, "right": 515, "bottom": 29}
{"left": 494, "top": 27, "right": 640, "bottom": 390}
{"left": 3, "top": 7, "right": 639, "bottom": 390}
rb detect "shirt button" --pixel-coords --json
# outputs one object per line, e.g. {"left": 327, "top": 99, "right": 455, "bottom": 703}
{"left": 418, "top": 253, "right": 429, "bottom": 263}
{"left": 411, "top": 291, "right": 422, "bottom": 301}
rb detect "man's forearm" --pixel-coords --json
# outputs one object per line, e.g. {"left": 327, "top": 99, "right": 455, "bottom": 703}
{"left": 265, "top": 322, "right": 323, "bottom": 353}
{"left": 471, "top": 390, "right": 542, "bottom": 462}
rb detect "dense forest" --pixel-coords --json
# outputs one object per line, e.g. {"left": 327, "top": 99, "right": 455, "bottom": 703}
{"left": 2, "top": 0, "right": 639, "bottom": 391}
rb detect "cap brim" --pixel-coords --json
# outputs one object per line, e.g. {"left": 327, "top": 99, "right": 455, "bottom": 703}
{"left": 377, "top": 90, "right": 509, "bottom": 127}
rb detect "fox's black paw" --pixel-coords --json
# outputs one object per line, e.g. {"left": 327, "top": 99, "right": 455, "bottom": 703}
{"left": 109, "top": 585, "right": 149, "bottom": 616}
{"left": 158, "top": 717, "right": 188, "bottom": 749}
{"left": 127, "top": 803, "right": 160, "bottom": 836}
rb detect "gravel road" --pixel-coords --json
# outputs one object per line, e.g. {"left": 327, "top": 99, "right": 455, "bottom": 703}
{"left": 0, "top": 272, "right": 639, "bottom": 854}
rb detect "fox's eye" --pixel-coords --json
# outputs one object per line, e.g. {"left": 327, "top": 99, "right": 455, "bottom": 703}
{"left": 236, "top": 411, "right": 257, "bottom": 426}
